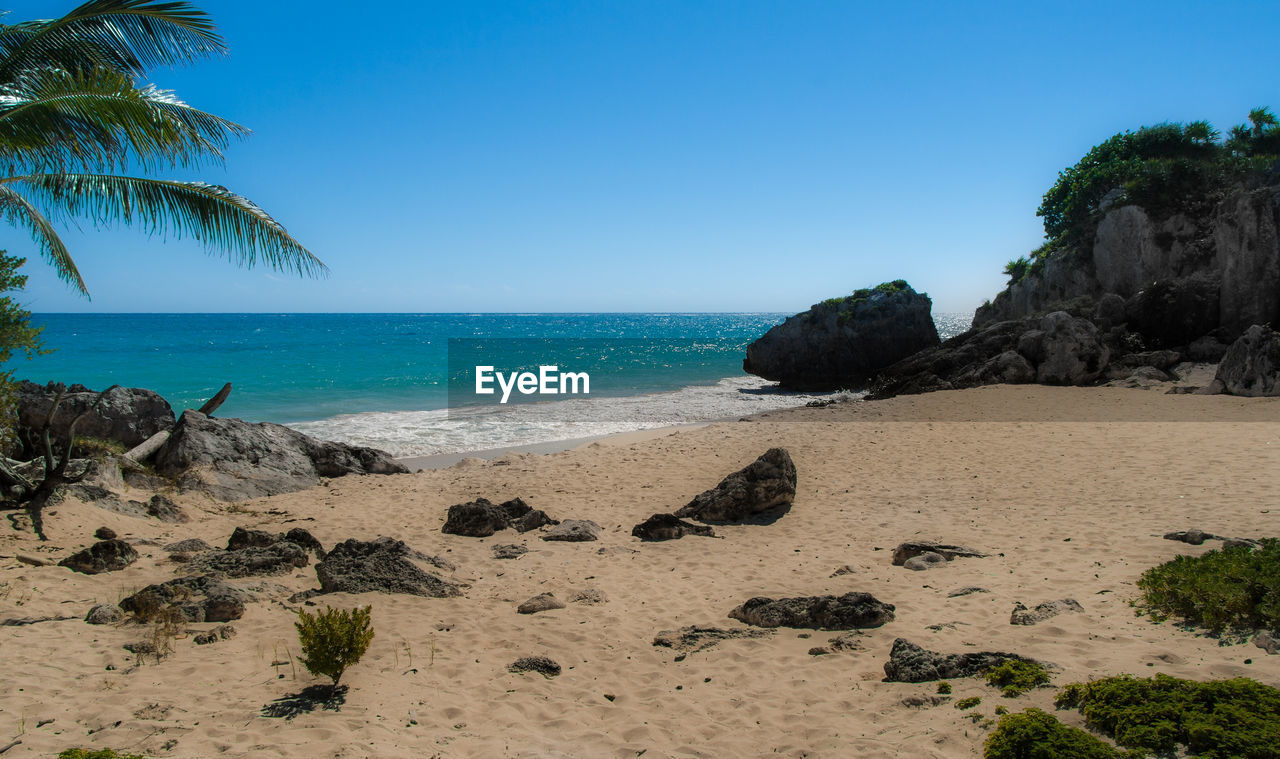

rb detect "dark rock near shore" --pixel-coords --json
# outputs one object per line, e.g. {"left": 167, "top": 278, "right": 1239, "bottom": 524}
{"left": 120, "top": 575, "right": 247, "bottom": 622}
{"left": 882, "top": 638, "right": 1036, "bottom": 683}
{"left": 1216, "top": 324, "right": 1280, "bottom": 396}
{"left": 891, "top": 541, "right": 988, "bottom": 566}
{"left": 743, "top": 282, "right": 940, "bottom": 389}
{"left": 728, "top": 592, "right": 895, "bottom": 630}
{"left": 674, "top": 448, "right": 797, "bottom": 523}
{"left": 145, "top": 494, "right": 188, "bottom": 524}
{"left": 631, "top": 513, "right": 716, "bottom": 541}
{"left": 541, "top": 519, "right": 601, "bottom": 542}
{"left": 314, "top": 537, "right": 463, "bottom": 598}
{"left": 153, "top": 410, "right": 407, "bottom": 501}
{"left": 443, "top": 497, "right": 558, "bottom": 537}
{"left": 509, "top": 656, "right": 561, "bottom": 677}
{"left": 14, "top": 381, "right": 174, "bottom": 457}
{"left": 58, "top": 539, "right": 138, "bottom": 574}
{"left": 1010, "top": 599, "right": 1084, "bottom": 625}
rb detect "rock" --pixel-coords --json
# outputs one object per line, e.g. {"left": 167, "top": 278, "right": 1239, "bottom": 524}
{"left": 442, "top": 497, "right": 556, "bottom": 537}
{"left": 827, "top": 632, "right": 864, "bottom": 651}
{"left": 1188, "top": 335, "right": 1230, "bottom": 362}
{"left": 652, "top": 625, "right": 772, "bottom": 654}
{"left": 569, "top": 588, "right": 607, "bottom": 604}
{"left": 145, "top": 494, "right": 187, "bottom": 524}
{"left": 517, "top": 593, "right": 565, "bottom": 614}
{"left": 631, "top": 513, "right": 716, "bottom": 541}
{"left": 830, "top": 565, "right": 857, "bottom": 578}
{"left": 512, "top": 509, "right": 558, "bottom": 533}
{"left": 94, "top": 526, "right": 116, "bottom": 540}
{"left": 728, "top": 592, "right": 895, "bottom": 630}
{"left": 1255, "top": 630, "right": 1280, "bottom": 655}
{"left": 947, "top": 587, "right": 990, "bottom": 598}
{"left": 903, "top": 552, "right": 947, "bottom": 571}
{"left": 1010, "top": 599, "right": 1084, "bottom": 626}
{"left": 541, "top": 519, "right": 601, "bottom": 542}
{"left": 314, "top": 537, "right": 463, "bottom": 598}
{"left": 1215, "top": 324, "right": 1280, "bottom": 396}
{"left": 901, "top": 694, "right": 951, "bottom": 708}
{"left": 492, "top": 544, "right": 527, "bottom": 560}
{"left": 1164, "top": 529, "right": 1214, "bottom": 546}
{"left": 1029, "top": 312, "right": 1111, "bottom": 384}
{"left": 124, "top": 640, "right": 158, "bottom": 656}
{"left": 882, "top": 638, "right": 1037, "bottom": 683}
{"left": 193, "top": 625, "right": 236, "bottom": 645}
{"left": 743, "top": 281, "right": 941, "bottom": 389}
{"left": 1215, "top": 187, "right": 1280, "bottom": 333}
{"left": 1125, "top": 275, "right": 1223, "bottom": 349}
{"left": 58, "top": 539, "right": 139, "bottom": 575}
{"left": 808, "top": 646, "right": 831, "bottom": 656}
{"left": 85, "top": 603, "right": 125, "bottom": 625}
{"left": 227, "top": 526, "right": 325, "bottom": 558}
{"left": 120, "top": 575, "right": 247, "bottom": 622}
{"left": 508, "top": 656, "right": 561, "bottom": 677}
{"left": 14, "top": 381, "right": 174, "bottom": 457}
{"left": 1093, "top": 292, "right": 1127, "bottom": 329}
{"left": 185, "top": 541, "right": 310, "bottom": 578}
{"left": 891, "top": 542, "right": 987, "bottom": 566}
{"left": 153, "top": 410, "right": 407, "bottom": 501}
{"left": 1223, "top": 537, "right": 1262, "bottom": 550}
{"left": 674, "top": 448, "right": 797, "bottom": 523}
{"left": 164, "top": 538, "right": 212, "bottom": 554}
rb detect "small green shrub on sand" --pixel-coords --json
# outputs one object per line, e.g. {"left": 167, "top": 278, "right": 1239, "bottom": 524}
{"left": 937, "top": 681, "right": 952, "bottom": 695}
{"left": 57, "top": 750, "right": 146, "bottom": 759}
{"left": 956, "top": 696, "right": 982, "bottom": 710}
{"left": 1055, "top": 674, "right": 1280, "bottom": 758}
{"left": 296, "top": 605, "right": 374, "bottom": 686}
{"left": 985, "top": 660, "right": 1051, "bottom": 697}
{"left": 984, "top": 709, "right": 1138, "bottom": 759}
{"left": 1136, "top": 539, "right": 1279, "bottom": 635}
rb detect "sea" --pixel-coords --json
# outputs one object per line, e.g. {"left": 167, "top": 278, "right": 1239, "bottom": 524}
{"left": 15, "top": 312, "right": 972, "bottom": 458}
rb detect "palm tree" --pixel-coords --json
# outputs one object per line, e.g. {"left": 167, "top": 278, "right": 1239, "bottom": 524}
{"left": 1248, "top": 107, "right": 1278, "bottom": 140}
{"left": 0, "top": 0, "right": 325, "bottom": 297}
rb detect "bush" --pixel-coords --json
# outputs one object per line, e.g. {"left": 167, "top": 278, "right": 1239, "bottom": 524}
{"left": 1056, "top": 674, "right": 1280, "bottom": 758}
{"left": 296, "top": 605, "right": 374, "bottom": 686}
{"left": 0, "top": 253, "right": 45, "bottom": 448}
{"left": 956, "top": 696, "right": 982, "bottom": 710}
{"left": 1136, "top": 538, "right": 1280, "bottom": 635}
{"left": 57, "top": 751, "right": 146, "bottom": 759}
{"left": 937, "top": 681, "right": 952, "bottom": 695}
{"left": 984, "top": 708, "right": 1138, "bottom": 759}
{"left": 985, "top": 660, "right": 1051, "bottom": 697}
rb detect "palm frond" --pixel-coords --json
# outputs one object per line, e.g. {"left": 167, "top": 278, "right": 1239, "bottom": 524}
{"left": 0, "top": 183, "right": 86, "bottom": 294}
{"left": 0, "top": 65, "right": 249, "bottom": 173}
{"left": 0, "top": 0, "right": 224, "bottom": 80}
{"left": 10, "top": 173, "right": 326, "bottom": 278}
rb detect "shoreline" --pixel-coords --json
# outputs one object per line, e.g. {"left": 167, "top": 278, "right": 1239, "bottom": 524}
{"left": 397, "top": 422, "right": 711, "bottom": 469}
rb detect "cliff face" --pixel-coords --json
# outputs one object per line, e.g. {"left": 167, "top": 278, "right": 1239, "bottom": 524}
{"left": 974, "top": 181, "right": 1280, "bottom": 347}
{"left": 743, "top": 283, "right": 940, "bottom": 390}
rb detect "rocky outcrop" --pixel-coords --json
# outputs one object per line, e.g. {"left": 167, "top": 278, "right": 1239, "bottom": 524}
{"left": 508, "top": 656, "right": 561, "bottom": 677}
{"left": 891, "top": 542, "right": 988, "bottom": 565}
{"left": 541, "top": 519, "right": 601, "bottom": 542}
{"left": 743, "top": 282, "right": 940, "bottom": 389}
{"left": 882, "top": 638, "right": 1036, "bottom": 683}
{"left": 631, "top": 513, "right": 716, "bottom": 541}
{"left": 1215, "top": 324, "right": 1280, "bottom": 396}
{"left": 674, "top": 448, "right": 796, "bottom": 523}
{"left": 58, "top": 539, "right": 138, "bottom": 574}
{"left": 84, "top": 603, "right": 125, "bottom": 625}
{"left": 728, "top": 592, "right": 895, "bottom": 630}
{"left": 120, "top": 575, "right": 247, "bottom": 622}
{"left": 153, "top": 411, "right": 408, "bottom": 501}
{"left": 14, "top": 381, "right": 174, "bottom": 456}
{"left": 517, "top": 593, "right": 565, "bottom": 614}
{"left": 227, "top": 526, "right": 325, "bottom": 557}
{"left": 869, "top": 312, "right": 1111, "bottom": 398}
{"left": 313, "top": 537, "right": 462, "bottom": 598}
{"left": 1010, "top": 599, "right": 1084, "bottom": 625}
{"left": 652, "top": 625, "right": 772, "bottom": 654}
{"left": 441, "top": 497, "right": 556, "bottom": 537}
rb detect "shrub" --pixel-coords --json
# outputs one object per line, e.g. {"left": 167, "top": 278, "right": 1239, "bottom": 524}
{"left": 937, "top": 681, "right": 952, "bottom": 695}
{"left": 984, "top": 708, "right": 1138, "bottom": 759}
{"left": 1055, "top": 674, "right": 1280, "bottom": 758}
{"left": 1136, "top": 538, "right": 1280, "bottom": 635}
{"left": 296, "top": 605, "right": 374, "bottom": 686}
{"left": 956, "top": 696, "right": 982, "bottom": 710}
{"left": 984, "top": 660, "right": 1051, "bottom": 697}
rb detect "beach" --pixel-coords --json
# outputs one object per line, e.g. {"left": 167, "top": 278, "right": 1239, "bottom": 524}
{"left": 3, "top": 384, "right": 1279, "bottom": 758}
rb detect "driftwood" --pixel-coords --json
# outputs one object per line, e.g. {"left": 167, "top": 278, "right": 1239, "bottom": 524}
{"left": 122, "top": 382, "right": 231, "bottom": 465}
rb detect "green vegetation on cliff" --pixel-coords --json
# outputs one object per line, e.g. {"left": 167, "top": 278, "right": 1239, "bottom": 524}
{"left": 819, "top": 280, "right": 915, "bottom": 326}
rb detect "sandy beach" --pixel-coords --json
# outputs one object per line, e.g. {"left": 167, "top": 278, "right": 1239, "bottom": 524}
{"left": 3, "top": 384, "right": 1279, "bottom": 758}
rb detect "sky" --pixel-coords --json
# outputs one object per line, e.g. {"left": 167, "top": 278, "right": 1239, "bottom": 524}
{"left": 4, "top": 0, "right": 1279, "bottom": 314}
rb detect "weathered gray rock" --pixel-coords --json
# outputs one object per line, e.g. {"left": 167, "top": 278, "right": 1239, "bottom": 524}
{"left": 164, "top": 538, "right": 212, "bottom": 554}
{"left": 1216, "top": 324, "right": 1280, "bottom": 396}
{"left": 947, "top": 587, "right": 990, "bottom": 598}
{"left": 631, "top": 513, "right": 716, "bottom": 541}
{"left": 1164, "top": 529, "right": 1214, "bottom": 546}
{"left": 728, "top": 592, "right": 895, "bottom": 630}
{"left": 1010, "top": 599, "right": 1084, "bottom": 625}
{"left": 193, "top": 624, "right": 236, "bottom": 645}
{"left": 442, "top": 497, "right": 557, "bottom": 537}
{"left": 145, "top": 494, "right": 187, "bottom": 524}
{"left": 85, "top": 603, "right": 125, "bottom": 625}
{"left": 652, "top": 625, "right": 772, "bottom": 654}
{"left": 58, "top": 539, "right": 138, "bottom": 575}
{"left": 1027, "top": 312, "right": 1111, "bottom": 384}
{"left": 674, "top": 448, "right": 797, "bottom": 523}
{"left": 1216, "top": 187, "right": 1280, "bottom": 333}
{"left": 891, "top": 542, "right": 987, "bottom": 565}
{"left": 314, "top": 537, "right": 463, "bottom": 598}
{"left": 153, "top": 410, "right": 407, "bottom": 501}
{"left": 508, "top": 656, "right": 561, "bottom": 677}
{"left": 1255, "top": 630, "right": 1280, "bottom": 655}
{"left": 882, "top": 638, "right": 1036, "bottom": 683}
{"left": 569, "top": 588, "right": 607, "bottom": 604}
{"left": 492, "top": 544, "right": 527, "bottom": 559}
{"left": 541, "top": 519, "right": 601, "bottom": 542}
{"left": 1188, "top": 336, "right": 1230, "bottom": 362}
{"left": 120, "top": 575, "right": 247, "bottom": 622}
{"left": 227, "top": 526, "right": 325, "bottom": 557}
{"left": 517, "top": 593, "right": 565, "bottom": 614}
{"left": 185, "top": 541, "right": 309, "bottom": 578}
{"left": 743, "top": 282, "right": 941, "bottom": 389}
{"left": 903, "top": 552, "right": 947, "bottom": 571}
{"left": 15, "top": 381, "right": 174, "bottom": 456}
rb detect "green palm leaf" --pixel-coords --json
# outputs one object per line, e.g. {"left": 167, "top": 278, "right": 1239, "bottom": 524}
{"left": 0, "top": 183, "right": 85, "bottom": 294}
{"left": 0, "top": 0, "right": 224, "bottom": 80}
{"left": 0, "top": 65, "right": 249, "bottom": 174}
{"left": 10, "top": 173, "right": 327, "bottom": 281}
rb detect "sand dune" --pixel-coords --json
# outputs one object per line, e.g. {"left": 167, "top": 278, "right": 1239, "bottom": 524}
{"left": 2, "top": 385, "right": 1279, "bottom": 758}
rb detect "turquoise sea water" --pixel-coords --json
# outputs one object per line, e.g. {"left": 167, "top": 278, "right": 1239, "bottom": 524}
{"left": 16, "top": 312, "right": 972, "bottom": 456}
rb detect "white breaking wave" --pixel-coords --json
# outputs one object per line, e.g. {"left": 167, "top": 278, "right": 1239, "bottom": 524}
{"left": 287, "top": 376, "right": 854, "bottom": 457}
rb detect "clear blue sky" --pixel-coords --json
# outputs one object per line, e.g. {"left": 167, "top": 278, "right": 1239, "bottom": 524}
{"left": 5, "top": 0, "right": 1279, "bottom": 314}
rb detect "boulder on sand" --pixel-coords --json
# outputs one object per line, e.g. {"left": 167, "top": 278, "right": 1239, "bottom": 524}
{"left": 728, "top": 592, "right": 895, "bottom": 630}
{"left": 675, "top": 448, "right": 797, "bottom": 523}
{"left": 314, "top": 537, "right": 463, "bottom": 598}
{"left": 882, "top": 638, "right": 1038, "bottom": 683}
{"left": 58, "top": 539, "right": 138, "bottom": 575}
{"left": 1215, "top": 324, "right": 1280, "bottom": 396}
{"left": 631, "top": 513, "right": 716, "bottom": 541}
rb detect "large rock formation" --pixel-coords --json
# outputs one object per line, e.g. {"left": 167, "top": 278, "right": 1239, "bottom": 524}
{"left": 313, "top": 537, "right": 463, "bottom": 598}
{"left": 14, "top": 381, "right": 174, "bottom": 456}
{"left": 743, "top": 281, "right": 941, "bottom": 389}
{"left": 1215, "top": 324, "right": 1280, "bottom": 396}
{"left": 153, "top": 411, "right": 408, "bottom": 501}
